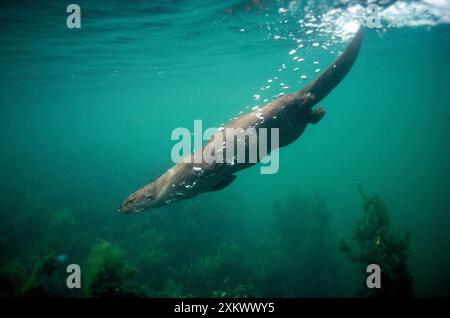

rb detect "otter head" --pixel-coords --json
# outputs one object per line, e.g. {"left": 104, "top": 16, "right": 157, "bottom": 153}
{"left": 119, "top": 181, "right": 164, "bottom": 214}
{"left": 118, "top": 170, "right": 179, "bottom": 214}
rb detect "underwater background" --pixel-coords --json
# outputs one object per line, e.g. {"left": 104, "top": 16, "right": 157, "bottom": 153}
{"left": 0, "top": 0, "right": 449, "bottom": 297}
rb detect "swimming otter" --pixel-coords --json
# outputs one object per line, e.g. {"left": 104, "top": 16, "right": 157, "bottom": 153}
{"left": 119, "top": 28, "right": 363, "bottom": 214}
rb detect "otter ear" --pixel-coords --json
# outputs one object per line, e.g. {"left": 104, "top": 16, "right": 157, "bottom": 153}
{"left": 209, "top": 175, "right": 237, "bottom": 192}
{"left": 308, "top": 107, "right": 325, "bottom": 124}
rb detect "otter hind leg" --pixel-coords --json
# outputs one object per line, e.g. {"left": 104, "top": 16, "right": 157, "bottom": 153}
{"left": 308, "top": 106, "right": 326, "bottom": 124}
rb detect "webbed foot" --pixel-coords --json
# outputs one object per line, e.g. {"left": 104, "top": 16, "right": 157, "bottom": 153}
{"left": 309, "top": 106, "right": 325, "bottom": 124}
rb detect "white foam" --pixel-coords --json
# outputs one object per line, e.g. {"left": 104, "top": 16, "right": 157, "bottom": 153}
{"left": 320, "top": 0, "right": 450, "bottom": 40}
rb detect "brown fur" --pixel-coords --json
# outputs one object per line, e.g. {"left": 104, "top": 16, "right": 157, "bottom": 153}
{"left": 119, "top": 29, "right": 363, "bottom": 213}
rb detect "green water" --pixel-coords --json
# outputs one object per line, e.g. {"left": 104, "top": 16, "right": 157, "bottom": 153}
{"left": 0, "top": 1, "right": 449, "bottom": 297}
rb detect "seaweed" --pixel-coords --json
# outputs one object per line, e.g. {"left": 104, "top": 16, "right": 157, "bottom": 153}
{"left": 86, "top": 241, "right": 146, "bottom": 298}
{"left": 175, "top": 243, "right": 263, "bottom": 298}
{"left": 133, "top": 228, "right": 171, "bottom": 292}
{"left": 267, "top": 193, "right": 339, "bottom": 297}
{"left": 0, "top": 261, "right": 26, "bottom": 297}
{"left": 0, "top": 254, "right": 67, "bottom": 297}
{"left": 0, "top": 181, "right": 419, "bottom": 298}
{"left": 340, "top": 185, "right": 413, "bottom": 297}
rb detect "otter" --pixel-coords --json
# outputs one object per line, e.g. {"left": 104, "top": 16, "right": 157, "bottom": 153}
{"left": 119, "top": 28, "right": 363, "bottom": 214}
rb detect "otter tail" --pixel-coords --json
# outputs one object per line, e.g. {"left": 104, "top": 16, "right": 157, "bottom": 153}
{"left": 296, "top": 27, "right": 364, "bottom": 108}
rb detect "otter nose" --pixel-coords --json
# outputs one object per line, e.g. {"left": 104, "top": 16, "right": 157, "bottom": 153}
{"left": 118, "top": 202, "right": 131, "bottom": 214}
